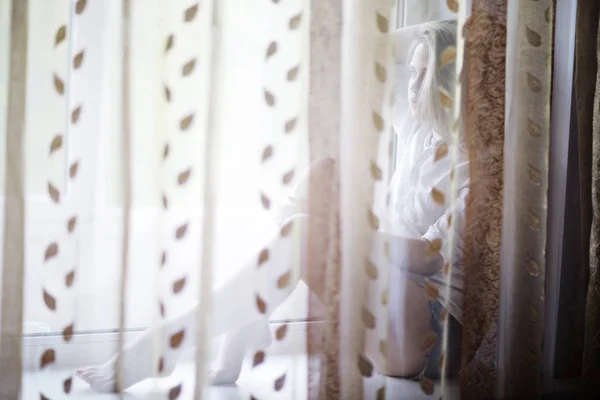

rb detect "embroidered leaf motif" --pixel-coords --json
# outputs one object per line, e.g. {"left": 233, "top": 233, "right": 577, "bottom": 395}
{"left": 424, "top": 279, "right": 440, "bottom": 300}
{"left": 253, "top": 351, "right": 265, "bottom": 367}
{"left": 175, "top": 223, "right": 188, "bottom": 239}
{"left": 361, "top": 307, "right": 376, "bottom": 329}
{"left": 365, "top": 260, "right": 378, "bottom": 280}
{"left": 182, "top": 59, "right": 196, "bottom": 76}
{"left": 289, "top": 13, "right": 302, "bottom": 30}
{"left": 50, "top": 135, "right": 63, "bottom": 154}
{"left": 184, "top": 4, "right": 199, "bottom": 22}
{"left": 434, "top": 143, "right": 448, "bottom": 161}
{"left": 65, "top": 270, "right": 75, "bottom": 287}
{"left": 287, "top": 66, "right": 300, "bottom": 81}
{"left": 63, "top": 377, "right": 73, "bottom": 393}
{"left": 177, "top": 168, "right": 192, "bottom": 185}
{"left": 284, "top": 118, "right": 297, "bottom": 133}
{"left": 71, "top": 106, "right": 82, "bottom": 124}
{"left": 165, "top": 34, "right": 174, "bottom": 52}
{"left": 63, "top": 323, "right": 74, "bottom": 341}
{"left": 447, "top": 0, "right": 459, "bottom": 13}
{"left": 421, "top": 331, "right": 437, "bottom": 351}
{"left": 173, "top": 277, "right": 186, "bottom": 293}
{"left": 440, "top": 46, "right": 457, "bottom": 68}
{"left": 69, "top": 161, "right": 79, "bottom": 179}
{"left": 526, "top": 25, "right": 542, "bottom": 47}
{"left": 373, "top": 111, "right": 384, "bottom": 132}
{"left": 44, "top": 290, "right": 57, "bottom": 310}
{"left": 264, "top": 90, "right": 275, "bottom": 106}
{"left": 48, "top": 182, "right": 60, "bottom": 203}
{"left": 55, "top": 26, "right": 66, "bottom": 46}
{"left": 170, "top": 330, "right": 185, "bottom": 348}
{"left": 261, "top": 146, "right": 273, "bottom": 162}
{"left": 256, "top": 294, "right": 267, "bottom": 314}
{"left": 427, "top": 238, "right": 443, "bottom": 257}
{"left": 266, "top": 42, "right": 277, "bottom": 59}
{"left": 375, "top": 63, "right": 386, "bottom": 83}
{"left": 75, "top": 0, "right": 87, "bottom": 14}
{"left": 274, "top": 373, "right": 286, "bottom": 391}
{"left": 45, "top": 243, "right": 59, "bottom": 261}
{"left": 277, "top": 271, "right": 291, "bottom": 289}
{"left": 260, "top": 193, "right": 271, "bottom": 210}
{"left": 168, "top": 384, "right": 182, "bottom": 400}
{"left": 419, "top": 376, "right": 435, "bottom": 395}
{"left": 282, "top": 169, "right": 295, "bottom": 185}
{"left": 258, "top": 248, "right": 269, "bottom": 266}
{"left": 358, "top": 354, "right": 374, "bottom": 377}
{"left": 73, "top": 50, "right": 85, "bottom": 69}
{"left": 53, "top": 74, "right": 64, "bottom": 95}
{"left": 376, "top": 13, "right": 389, "bottom": 33}
{"left": 431, "top": 187, "right": 446, "bottom": 205}
{"left": 275, "top": 324, "right": 288, "bottom": 340}
{"left": 280, "top": 220, "right": 293, "bottom": 237}
{"left": 40, "top": 349, "right": 56, "bottom": 368}
{"left": 180, "top": 114, "right": 194, "bottom": 131}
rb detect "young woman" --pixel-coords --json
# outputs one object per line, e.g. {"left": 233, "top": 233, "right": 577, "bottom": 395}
{"left": 77, "top": 19, "right": 467, "bottom": 392}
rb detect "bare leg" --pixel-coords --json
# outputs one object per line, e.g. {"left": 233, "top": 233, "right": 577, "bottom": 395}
{"left": 364, "top": 270, "right": 433, "bottom": 377}
{"left": 77, "top": 212, "right": 434, "bottom": 391}
{"left": 77, "top": 214, "right": 309, "bottom": 392}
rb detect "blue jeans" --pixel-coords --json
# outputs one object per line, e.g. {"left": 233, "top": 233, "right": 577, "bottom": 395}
{"left": 420, "top": 300, "right": 462, "bottom": 380}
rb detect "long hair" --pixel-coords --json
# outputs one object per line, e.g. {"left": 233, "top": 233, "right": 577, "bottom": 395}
{"left": 407, "top": 20, "right": 458, "bottom": 140}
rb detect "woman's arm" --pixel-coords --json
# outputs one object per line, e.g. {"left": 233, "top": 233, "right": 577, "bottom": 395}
{"left": 393, "top": 24, "right": 422, "bottom": 64}
{"left": 376, "top": 232, "right": 444, "bottom": 275}
{"left": 379, "top": 185, "right": 469, "bottom": 275}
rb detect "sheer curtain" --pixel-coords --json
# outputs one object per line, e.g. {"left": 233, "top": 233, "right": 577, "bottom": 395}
{"left": 4, "top": 0, "right": 599, "bottom": 400}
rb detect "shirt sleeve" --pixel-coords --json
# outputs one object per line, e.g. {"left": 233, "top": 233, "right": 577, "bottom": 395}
{"left": 422, "top": 184, "right": 469, "bottom": 267}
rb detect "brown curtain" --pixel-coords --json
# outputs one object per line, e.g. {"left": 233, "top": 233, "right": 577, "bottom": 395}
{"left": 577, "top": 0, "right": 600, "bottom": 394}
{"left": 460, "top": 1, "right": 507, "bottom": 399}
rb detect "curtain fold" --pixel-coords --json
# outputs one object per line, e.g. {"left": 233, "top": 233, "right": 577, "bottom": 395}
{"left": 497, "top": 0, "right": 553, "bottom": 398}
{"left": 306, "top": 1, "right": 342, "bottom": 398}
{"left": 574, "top": 0, "right": 600, "bottom": 395}
{"left": 116, "top": 0, "right": 133, "bottom": 394}
{"left": 584, "top": 1, "right": 600, "bottom": 391}
{"left": 0, "top": 0, "right": 27, "bottom": 397}
{"left": 339, "top": 1, "right": 397, "bottom": 398}
{"left": 460, "top": 1, "right": 507, "bottom": 399}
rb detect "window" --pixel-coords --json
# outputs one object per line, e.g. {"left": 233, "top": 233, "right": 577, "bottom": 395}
{"left": 12, "top": 0, "right": 309, "bottom": 370}
{"left": 8, "top": 0, "right": 461, "bottom": 372}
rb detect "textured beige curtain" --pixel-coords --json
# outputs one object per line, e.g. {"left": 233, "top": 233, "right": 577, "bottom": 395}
{"left": 459, "top": 1, "right": 507, "bottom": 397}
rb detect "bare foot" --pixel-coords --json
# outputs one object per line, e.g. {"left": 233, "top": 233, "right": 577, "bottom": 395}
{"left": 75, "top": 324, "right": 180, "bottom": 392}
{"left": 209, "top": 319, "right": 272, "bottom": 385}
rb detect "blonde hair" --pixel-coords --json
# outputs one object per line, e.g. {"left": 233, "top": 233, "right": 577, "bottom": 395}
{"left": 408, "top": 20, "right": 458, "bottom": 140}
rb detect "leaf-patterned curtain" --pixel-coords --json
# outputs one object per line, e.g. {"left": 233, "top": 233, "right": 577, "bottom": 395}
{"left": 0, "top": 0, "right": 587, "bottom": 400}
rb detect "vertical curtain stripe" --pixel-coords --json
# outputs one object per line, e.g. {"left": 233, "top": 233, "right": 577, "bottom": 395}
{"left": 194, "top": 1, "right": 216, "bottom": 398}
{"left": 306, "top": 1, "right": 343, "bottom": 399}
{"left": 117, "top": 0, "right": 132, "bottom": 395}
{"left": 497, "top": 0, "right": 553, "bottom": 397}
{"left": 0, "top": 0, "right": 28, "bottom": 397}
{"left": 441, "top": 0, "right": 467, "bottom": 393}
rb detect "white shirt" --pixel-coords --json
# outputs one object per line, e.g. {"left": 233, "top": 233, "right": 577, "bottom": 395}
{"left": 385, "top": 120, "right": 469, "bottom": 324}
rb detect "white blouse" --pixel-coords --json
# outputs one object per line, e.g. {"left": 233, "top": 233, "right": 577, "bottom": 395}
{"left": 385, "top": 119, "right": 469, "bottom": 324}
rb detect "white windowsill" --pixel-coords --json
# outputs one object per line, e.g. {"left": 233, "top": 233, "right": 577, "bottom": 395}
{"left": 22, "top": 320, "right": 319, "bottom": 372}
{"left": 23, "top": 350, "right": 460, "bottom": 400}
